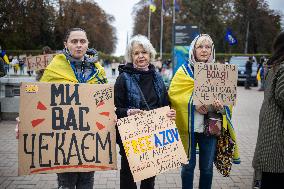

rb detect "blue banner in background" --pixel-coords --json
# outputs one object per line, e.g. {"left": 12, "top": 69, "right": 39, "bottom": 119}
{"left": 173, "top": 46, "right": 191, "bottom": 74}
{"left": 172, "top": 24, "right": 199, "bottom": 75}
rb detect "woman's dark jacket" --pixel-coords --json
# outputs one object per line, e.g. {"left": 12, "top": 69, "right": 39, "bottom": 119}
{"left": 252, "top": 63, "right": 284, "bottom": 173}
{"left": 114, "top": 63, "right": 169, "bottom": 145}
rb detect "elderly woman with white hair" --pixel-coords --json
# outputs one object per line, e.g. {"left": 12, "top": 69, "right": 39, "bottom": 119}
{"left": 169, "top": 34, "right": 240, "bottom": 189}
{"left": 114, "top": 34, "right": 176, "bottom": 189}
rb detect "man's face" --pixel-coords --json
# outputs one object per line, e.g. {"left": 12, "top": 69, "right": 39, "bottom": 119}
{"left": 64, "top": 31, "right": 89, "bottom": 60}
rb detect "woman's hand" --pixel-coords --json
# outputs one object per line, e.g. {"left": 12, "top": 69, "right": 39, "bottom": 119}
{"left": 212, "top": 99, "right": 223, "bottom": 111}
{"left": 113, "top": 114, "right": 118, "bottom": 125}
{"left": 166, "top": 109, "right": 176, "bottom": 120}
{"left": 195, "top": 104, "right": 208, "bottom": 114}
{"left": 113, "top": 107, "right": 118, "bottom": 123}
{"left": 196, "top": 104, "right": 208, "bottom": 114}
{"left": 127, "top": 109, "right": 144, "bottom": 116}
{"left": 15, "top": 117, "right": 20, "bottom": 139}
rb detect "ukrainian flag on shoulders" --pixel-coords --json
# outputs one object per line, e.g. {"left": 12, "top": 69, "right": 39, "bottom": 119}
{"left": 0, "top": 50, "right": 10, "bottom": 64}
{"left": 149, "top": 0, "right": 156, "bottom": 12}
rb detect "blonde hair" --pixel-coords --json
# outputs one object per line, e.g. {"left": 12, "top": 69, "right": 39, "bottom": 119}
{"left": 125, "top": 35, "right": 156, "bottom": 63}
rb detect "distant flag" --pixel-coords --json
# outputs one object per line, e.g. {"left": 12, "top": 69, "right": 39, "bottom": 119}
{"left": 0, "top": 50, "right": 10, "bottom": 64}
{"left": 174, "top": 0, "right": 180, "bottom": 12}
{"left": 225, "top": 28, "right": 237, "bottom": 45}
{"left": 149, "top": 0, "right": 156, "bottom": 12}
{"left": 162, "top": 0, "right": 166, "bottom": 12}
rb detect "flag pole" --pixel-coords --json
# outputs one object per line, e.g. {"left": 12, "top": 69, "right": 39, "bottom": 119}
{"left": 126, "top": 31, "right": 128, "bottom": 46}
{"left": 160, "top": 0, "right": 164, "bottom": 59}
{"left": 173, "top": 0, "right": 175, "bottom": 24}
{"left": 171, "top": 0, "right": 176, "bottom": 74}
{"left": 244, "top": 21, "right": 249, "bottom": 54}
{"left": 148, "top": 6, "right": 151, "bottom": 39}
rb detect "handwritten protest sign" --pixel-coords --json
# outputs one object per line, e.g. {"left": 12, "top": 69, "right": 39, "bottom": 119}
{"left": 26, "top": 54, "right": 56, "bottom": 71}
{"left": 18, "top": 82, "right": 117, "bottom": 176}
{"left": 193, "top": 62, "right": 238, "bottom": 106}
{"left": 117, "top": 106, "right": 187, "bottom": 182}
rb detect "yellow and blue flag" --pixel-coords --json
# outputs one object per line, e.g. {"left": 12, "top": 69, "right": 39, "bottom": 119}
{"left": 149, "top": 0, "right": 156, "bottom": 12}
{"left": 0, "top": 50, "right": 10, "bottom": 64}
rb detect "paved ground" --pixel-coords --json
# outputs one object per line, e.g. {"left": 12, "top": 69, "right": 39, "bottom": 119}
{"left": 0, "top": 66, "right": 264, "bottom": 188}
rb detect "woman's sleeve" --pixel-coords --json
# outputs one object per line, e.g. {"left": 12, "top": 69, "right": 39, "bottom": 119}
{"left": 163, "top": 85, "right": 170, "bottom": 107}
{"left": 274, "top": 66, "right": 284, "bottom": 110}
{"left": 114, "top": 75, "right": 128, "bottom": 119}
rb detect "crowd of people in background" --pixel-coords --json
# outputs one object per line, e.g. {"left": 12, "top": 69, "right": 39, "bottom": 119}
{"left": 2, "top": 55, "right": 32, "bottom": 76}
{"left": 0, "top": 51, "right": 269, "bottom": 95}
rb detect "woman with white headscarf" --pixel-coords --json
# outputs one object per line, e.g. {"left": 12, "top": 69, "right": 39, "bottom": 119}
{"left": 169, "top": 34, "right": 240, "bottom": 189}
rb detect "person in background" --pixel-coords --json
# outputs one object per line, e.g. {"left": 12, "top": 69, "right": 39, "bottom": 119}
{"left": 153, "top": 56, "right": 162, "bottom": 72}
{"left": 252, "top": 32, "right": 284, "bottom": 189}
{"left": 224, "top": 59, "right": 229, "bottom": 64}
{"left": 111, "top": 59, "right": 117, "bottom": 76}
{"left": 160, "top": 64, "right": 172, "bottom": 88}
{"left": 26, "top": 54, "right": 34, "bottom": 77}
{"left": 245, "top": 56, "right": 253, "bottom": 89}
{"left": 40, "top": 27, "right": 107, "bottom": 188}
{"left": 0, "top": 54, "right": 6, "bottom": 77}
{"left": 35, "top": 46, "right": 53, "bottom": 80}
{"left": 11, "top": 56, "right": 19, "bottom": 74}
{"left": 8, "top": 55, "right": 13, "bottom": 63}
{"left": 257, "top": 56, "right": 266, "bottom": 91}
{"left": 18, "top": 57, "right": 25, "bottom": 75}
{"left": 168, "top": 34, "right": 240, "bottom": 189}
{"left": 0, "top": 46, "right": 10, "bottom": 76}
{"left": 114, "top": 34, "right": 176, "bottom": 189}
{"left": 42, "top": 46, "right": 52, "bottom": 55}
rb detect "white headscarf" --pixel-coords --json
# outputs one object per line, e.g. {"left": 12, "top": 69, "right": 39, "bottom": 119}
{"left": 188, "top": 34, "right": 215, "bottom": 66}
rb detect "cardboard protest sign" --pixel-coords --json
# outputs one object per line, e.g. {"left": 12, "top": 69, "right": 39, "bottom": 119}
{"left": 193, "top": 62, "right": 238, "bottom": 106}
{"left": 117, "top": 106, "right": 187, "bottom": 182}
{"left": 19, "top": 82, "right": 117, "bottom": 176}
{"left": 26, "top": 54, "right": 56, "bottom": 71}
{"left": 19, "top": 54, "right": 27, "bottom": 60}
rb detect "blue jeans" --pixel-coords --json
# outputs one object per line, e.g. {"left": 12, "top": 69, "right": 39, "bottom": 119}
{"left": 181, "top": 133, "right": 217, "bottom": 189}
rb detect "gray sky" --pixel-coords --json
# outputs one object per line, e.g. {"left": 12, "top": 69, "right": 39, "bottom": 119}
{"left": 95, "top": 0, "right": 283, "bottom": 56}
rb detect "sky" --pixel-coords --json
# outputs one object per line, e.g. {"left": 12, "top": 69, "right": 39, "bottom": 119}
{"left": 95, "top": 0, "right": 284, "bottom": 56}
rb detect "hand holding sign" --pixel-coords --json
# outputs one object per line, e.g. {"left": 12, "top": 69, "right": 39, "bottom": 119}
{"left": 212, "top": 99, "right": 223, "bottom": 111}
{"left": 127, "top": 109, "right": 144, "bottom": 116}
{"left": 196, "top": 104, "right": 208, "bottom": 114}
{"left": 166, "top": 109, "right": 176, "bottom": 120}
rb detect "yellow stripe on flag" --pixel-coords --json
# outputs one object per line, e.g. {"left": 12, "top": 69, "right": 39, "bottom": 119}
{"left": 150, "top": 4, "right": 156, "bottom": 12}
{"left": 3, "top": 55, "right": 10, "bottom": 64}
{"left": 257, "top": 69, "right": 261, "bottom": 81}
